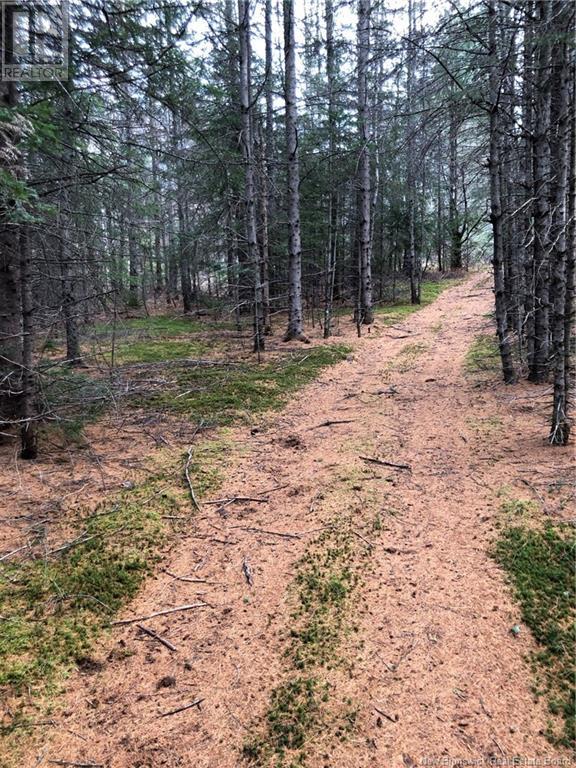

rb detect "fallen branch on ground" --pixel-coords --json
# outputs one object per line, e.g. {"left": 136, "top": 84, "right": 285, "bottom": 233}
{"left": 184, "top": 422, "right": 204, "bottom": 512}
{"left": 111, "top": 603, "right": 208, "bottom": 626}
{"left": 360, "top": 456, "right": 411, "bottom": 471}
{"left": 136, "top": 623, "right": 177, "bottom": 652}
{"left": 204, "top": 495, "right": 268, "bottom": 505}
{"left": 231, "top": 526, "right": 301, "bottom": 539}
{"left": 352, "top": 529, "right": 374, "bottom": 549}
{"left": 48, "top": 762, "right": 103, "bottom": 768}
{"left": 164, "top": 569, "right": 207, "bottom": 583}
{"left": 374, "top": 706, "right": 398, "bottom": 723}
{"left": 310, "top": 419, "right": 356, "bottom": 429}
{"left": 160, "top": 698, "right": 204, "bottom": 717}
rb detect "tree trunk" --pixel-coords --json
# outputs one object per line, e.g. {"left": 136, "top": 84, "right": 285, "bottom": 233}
{"left": 549, "top": 1, "right": 572, "bottom": 444}
{"left": 256, "top": 121, "right": 272, "bottom": 334}
{"left": 283, "top": 0, "right": 307, "bottom": 342}
{"left": 406, "top": 0, "right": 420, "bottom": 304}
{"left": 488, "top": 0, "right": 516, "bottom": 384}
{"left": 0, "top": 14, "right": 25, "bottom": 431}
{"left": 448, "top": 98, "right": 463, "bottom": 270}
{"left": 238, "top": 0, "right": 265, "bottom": 352}
{"left": 19, "top": 226, "right": 37, "bottom": 459}
{"left": 357, "top": 0, "right": 374, "bottom": 323}
{"left": 528, "top": 0, "right": 552, "bottom": 383}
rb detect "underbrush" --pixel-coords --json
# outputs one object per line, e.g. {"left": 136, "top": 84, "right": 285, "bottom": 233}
{"left": 494, "top": 501, "right": 575, "bottom": 750}
{"left": 37, "top": 367, "right": 111, "bottom": 440}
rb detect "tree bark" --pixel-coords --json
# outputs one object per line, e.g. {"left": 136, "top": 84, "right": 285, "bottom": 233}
{"left": 488, "top": 0, "right": 516, "bottom": 384}
{"left": 549, "top": 1, "right": 572, "bottom": 444}
{"left": 238, "top": 0, "right": 265, "bottom": 352}
{"left": 357, "top": 0, "right": 374, "bottom": 322}
{"left": 528, "top": 0, "right": 552, "bottom": 383}
{"left": 19, "top": 226, "right": 37, "bottom": 459}
{"left": 283, "top": 0, "right": 307, "bottom": 342}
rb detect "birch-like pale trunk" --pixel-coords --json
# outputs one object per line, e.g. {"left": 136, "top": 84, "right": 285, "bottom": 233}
{"left": 283, "top": 0, "right": 308, "bottom": 342}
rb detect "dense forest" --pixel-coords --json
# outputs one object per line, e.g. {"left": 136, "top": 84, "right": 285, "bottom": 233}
{"left": 0, "top": 0, "right": 573, "bottom": 455}
{"left": 0, "top": 2, "right": 575, "bottom": 767}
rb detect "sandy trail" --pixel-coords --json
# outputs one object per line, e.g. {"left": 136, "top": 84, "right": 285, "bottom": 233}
{"left": 24, "top": 276, "right": 573, "bottom": 767}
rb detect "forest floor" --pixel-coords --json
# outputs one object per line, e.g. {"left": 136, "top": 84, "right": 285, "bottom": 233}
{"left": 3, "top": 274, "right": 575, "bottom": 767}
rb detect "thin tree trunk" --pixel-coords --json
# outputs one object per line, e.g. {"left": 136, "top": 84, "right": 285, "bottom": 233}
{"left": 406, "top": 0, "right": 420, "bottom": 304}
{"left": 357, "top": 0, "right": 374, "bottom": 323}
{"left": 19, "top": 226, "right": 37, "bottom": 459}
{"left": 323, "top": 0, "right": 337, "bottom": 338}
{"left": 283, "top": 0, "right": 308, "bottom": 342}
{"left": 256, "top": 121, "right": 272, "bottom": 334}
{"left": 448, "top": 97, "right": 462, "bottom": 270}
{"left": 238, "top": 0, "right": 264, "bottom": 352}
{"left": 488, "top": 0, "right": 516, "bottom": 384}
{"left": 549, "top": 1, "right": 571, "bottom": 444}
{"left": 528, "top": 0, "right": 552, "bottom": 383}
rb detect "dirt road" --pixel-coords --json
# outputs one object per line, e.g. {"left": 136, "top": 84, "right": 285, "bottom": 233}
{"left": 26, "top": 276, "right": 573, "bottom": 767}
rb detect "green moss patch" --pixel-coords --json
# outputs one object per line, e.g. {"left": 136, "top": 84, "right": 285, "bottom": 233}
{"left": 243, "top": 520, "right": 368, "bottom": 766}
{"left": 0, "top": 444, "right": 224, "bottom": 738}
{"left": 113, "top": 338, "right": 210, "bottom": 365}
{"left": 494, "top": 517, "right": 575, "bottom": 750}
{"left": 375, "top": 279, "right": 459, "bottom": 324}
{"left": 464, "top": 333, "right": 500, "bottom": 376}
{"left": 135, "top": 344, "right": 351, "bottom": 424}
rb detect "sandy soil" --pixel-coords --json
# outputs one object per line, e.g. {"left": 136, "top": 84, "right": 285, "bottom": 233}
{"left": 13, "top": 275, "right": 575, "bottom": 767}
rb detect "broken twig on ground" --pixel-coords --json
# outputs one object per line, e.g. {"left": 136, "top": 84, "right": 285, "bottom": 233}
{"left": 136, "top": 624, "right": 177, "bottom": 652}
{"left": 184, "top": 422, "right": 204, "bottom": 511}
{"left": 159, "top": 698, "right": 204, "bottom": 717}
{"left": 360, "top": 456, "right": 411, "bottom": 471}
{"left": 112, "top": 603, "right": 208, "bottom": 626}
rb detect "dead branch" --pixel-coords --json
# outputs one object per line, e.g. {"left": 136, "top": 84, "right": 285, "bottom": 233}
{"left": 0, "top": 543, "right": 29, "bottom": 562}
{"left": 231, "top": 526, "right": 301, "bottom": 539}
{"left": 360, "top": 456, "right": 411, "bottom": 471}
{"left": 48, "top": 762, "right": 103, "bottom": 768}
{"left": 136, "top": 623, "right": 177, "bottom": 652}
{"left": 184, "top": 422, "right": 204, "bottom": 512}
{"left": 160, "top": 697, "right": 204, "bottom": 717}
{"left": 111, "top": 603, "right": 208, "bottom": 625}
{"left": 310, "top": 419, "right": 356, "bottom": 429}
{"left": 351, "top": 529, "right": 374, "bottom": 549}
{"left": 204, "top": 495, "right": 268, "bottom": 505}
{"left": 374, "top": 706, "right": 398, "bottom": 723}
{"left": 164, "top": 569, "right": 207, "bottom": 583}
